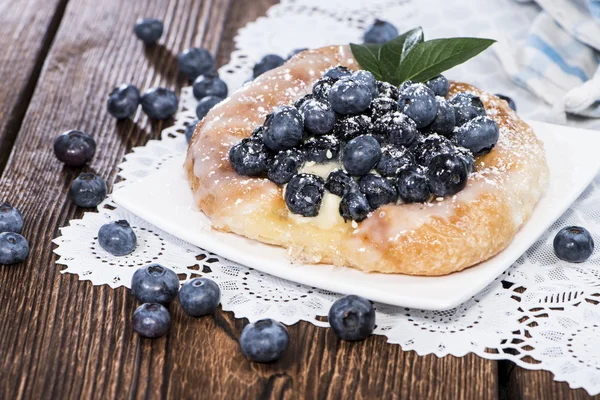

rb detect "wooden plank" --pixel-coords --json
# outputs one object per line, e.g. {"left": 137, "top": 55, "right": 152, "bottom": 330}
{"left": 508, "top": 367, "right": 599, "bottom": 399}
{"left": 0, "top": 0, "right": 499, "bottom": 398}
{"left": 0, "top": 0, "right": 68, "bottom": 172}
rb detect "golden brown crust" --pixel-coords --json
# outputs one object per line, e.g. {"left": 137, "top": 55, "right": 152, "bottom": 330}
{"left": 185, "top": 45, "right": 549, "bottom": 276}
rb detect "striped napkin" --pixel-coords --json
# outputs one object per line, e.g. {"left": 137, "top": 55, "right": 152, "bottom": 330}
{"left": 494, "top": 0, "right": 600, "bottom": 122}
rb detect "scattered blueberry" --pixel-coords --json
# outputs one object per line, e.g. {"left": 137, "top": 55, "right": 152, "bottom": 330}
{"left": 193, "top": 73, "right": 228, "bottom": 100}
{"left": 239, "top": 319, "right": 289, "bottom": 363}
{"left": 293, "top": 93, "right": 314, "bottom": 109}
{"left": 131, "top": 264, "right": 179, "bottom": 304}
{"left": 185, "top": 119, "right": 199, "bottom": 143}
{"left": 323, "top": 65, "right": 353, "bottom": 81}
{"left": 0, "top": 232, "right": 29, "bottom": 265}
{"left": 329, "top": 78, "right": 373, "bottom": 115}
{"left": 358, "top": 174, "right": 398, "bottom": 209}
{"left": 342, "top": 135, "right": 381, "bottom": 176}
{"left": 284, "top": 174, "right": 325, "bottom": 217}
{"left": 107, "top": 84, "right": 140, "bottom": 119}
{"left": 374, "top": 111, "right": 417, "bottom": 147}
{"left": 412, "top": 134, "right": 456, "bottom": 167}
{"left": 339, "top": 190, "right": 370, "bottom": 222}
{"left": 262, "top": 106, "right": 304, "bottom": 152}
{"left": 352, "top": 70, "right": 378, "bottom": 99}
{"left": 268, "top": 148, "right": 304, "bottom": 185}
{"left": 229, "top": 137, "right": 271, "bottom": 176}
{"left": 0, "top": 203, "right": 23, "bottom": 234}
{"left": 398, "top": 83, "right": 437, "bottom": 128}
{"left": 133, "top": 18, "right": 163, "bottom": 45}
{"left": 98, "top": 220, "right": 137, "bottom": 256}
{"left": 377, "top": 81, "right": 400, "bottom": 101}
{"left": 53, "top": 130, "right": 96, "bottom": 167}
{"left": 333, "top": 114, "right": 372, "bottom": 142}
{"left": 178, "top": 48, "right": 215, "bottom": 80}
{"left": 302, "top": 135, "right": 340, "bottom": 162}
{"left": 449, "top": 92, "right": 486, "bottom": 126}
{"left": 179, "top": 277, "right": 221, "bottom": 317}
{"left": 455, "top": 116, "right": 499, "bottom": 156}
{"left": 141, "top": 87, "right": 178, "bottom": 120}
{"left": 368, "top": 96, "right": 399, "bottom": 122}
{"left": 553, "top": 226, "right": 594, "bottom": 263}
{"left": 195, "top": 95, "right": 222, "bottom": 120}
{"left": 287, "top": 48, "right": 307, "bottom": 59}
{"left": 363, "top": 19, "right": 399, "bottom": 44}
{"left": 396, "top": 166, "right": 430, "bottom": 203}
{"left": 495, "top": 93, "right": 517, "bottom": 112}
{"left": 426, "top": 97, "right": 456, "bottom": 137}
{"left": 328, "top": 295, "right": 375, "bottom": 341}
{"left": 325, "top": 169, "right": 357, "bottom": 197}
{"left": 376, "top": 145, "right": 414, "bottom": 177}
{"left": 427, "top": 153, "right": 468, "bottom": 197}
{"left": 300, "top": 99, "right": 336, "bottom": 135}
{"left": 253, "top": 54, "right": 285, "bottom": 78}
{"left": 132, "top": 303, "right": 171, "bottom": 338}
{"left": 312, "top": 77, "right": 336, "bottom": 102}
{"left": 69, "top": 173, "right": 107, "bottom": 208}
{"left": 425, "top": 75, "right": 449, "bottom": 97}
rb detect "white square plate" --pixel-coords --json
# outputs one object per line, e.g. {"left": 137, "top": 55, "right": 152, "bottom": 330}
{"left": 113, "top": 120, "right": 600, "bottom": 310}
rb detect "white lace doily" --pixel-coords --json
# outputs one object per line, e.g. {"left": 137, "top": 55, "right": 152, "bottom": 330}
{"left": 53, "top": 0, "right": 600, "bottom": 394}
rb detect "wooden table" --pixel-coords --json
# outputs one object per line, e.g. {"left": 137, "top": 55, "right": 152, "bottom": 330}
{"left": 0, "top": 1, "right": 596, "bottom": 398}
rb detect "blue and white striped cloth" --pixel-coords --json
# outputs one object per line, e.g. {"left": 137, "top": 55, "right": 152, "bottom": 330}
{"left": 495, "top": 0, "right": 600, "bottom": 120}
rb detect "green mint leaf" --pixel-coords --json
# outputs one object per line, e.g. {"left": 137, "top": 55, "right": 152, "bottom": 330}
{"left": 349, "top": 42, "right": 383, "bottom": 80}
{"left": 379, "top": 27, "right": 424, "bottom": 83}
{"left": 396, "top": 38, "right": 495, "bottom": 83}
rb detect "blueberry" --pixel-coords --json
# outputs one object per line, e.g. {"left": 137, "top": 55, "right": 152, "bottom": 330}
{"left": 0, "top": 232, "right": 29, "bottom": 265}
{"left": 69, "top": 173, "right": 107, "bottom": 208}
{"left": 178, "top": 48, "right": 215, "bottom": 80}
{"left": 363, "top": 19, "right": 399, "bottom": 44}
{"left": 412, "top": 134, "right": 456, "bottom": 167}
{"left": 425, "top": 75, "right": 449, "bottom": 97}
{"left": 449, "top": 92, "right": 486, "bottom": 126}
{"left": 98, "top": 220, "right": 137, "bottom": 256}
{"left": 339, "top": 190, "right": 370, "bottom": 222}
{"left": 300, "top": 99, "right": 336, "bottom": 135}
{"left": 130, "top": 264, "right": 179, "bottom": 305}
{"left": 396, "top": 166, "right": 431, "bottom": 203}
{"left": 553, "top": 226, "right": 594, "bottom": 263}
{"left": 352, "top": 70, "right": 378, "bottom": 99}
{"left": 495, "top": 93, "right": 517, "bottom": 112}
{"left": 426, "top": 96, "right": 456, "bottom": 137}
{"left": 293, "top": 94, "right": 314, "bottom": 109}
{"left": 240, "top": 319, "right": 289, "bottom": 363}
{"left": 141, "top": 87, "right": 178, "bottom": 120}
{"left": 329, "top": 78, "right": 373, "bottom": 115}
{"left": 253, "top": 54, "right": 285, "bottom": 78}
{"left": 250, "top": 126, "right": 264, "bottom": 141}
{"left": 376, "top": 145, "right": 414, "bottom": 176}
{"left": 132, "top": 303, "right": 171, "bottom": 338}
{"left": 333, "top": 114, "right": 372, "bottom": 142}
{"left": 195, "top": 95, "right": 222, "bottom": 120}
{"left": 312, "top": 77, "right": 336, "bottom": 102}
{"left": 455, "top": 116, "right": 499, "bottom": 156}
{"left": 0, "top": 203, "right": 23, "bottom": 234}
{"left": 178, "top": 277, "right": 220, "bottom": 317}
{"left": 284, "top": 174, "right": 325, "bottom": 217}
{"left": 185, "top": 119, "right": 199, "bottom": 143}
{"left": 268, "top": 148, "right": 304, "bottom": 185}
{"left": 377, "top": 81, "right": 400, "bottom": 101}
{"left": 368, "top": 96, "right": 399, "bottom": 122}
{"left": 358, "top": 174, "right": 398, "bottom": 209}
{"left": 53, "top": 130, "right": 96, "bottom": 167}
{"left": 325, "top": 169, "right": 357, "bottom": 197}
{"left": 343, "top": 135, "right": 381, "bottom": 176}
{"left": 374, "top": 111, "right": 417, "bottom": 147}
{"left": 455, "top": 146, "right": 475, "bottom": 173}
{"left": 229, "top": 137, "right": 271, "bottom": 176}
{"left": 193, "top": 73, "right": 228, "bottom": 100}
{"left": 323, "top": 65, "right": 352, "bottom": 81}
{"left": 262, "top": 105, "right": 304, "bottom": 151}
{"left": 302, "top": 135, "right": 340, "bottom": 163}
{"left": 398, "top": 83, "right": 437, "bottom": 129}
{"left": 287, "top": 48, "right": 308, "bottom": 59}
{"left": 133, "top": 18, "right": 163, "bottom": 45}
{"left": 427, "top": 153, "right": 468, "bottom": 197}
{"left": 328, "top": 295, "right": 375, "bottom": 341}
{"left": 107, "top": 84, "right": 140, "bottom": 119}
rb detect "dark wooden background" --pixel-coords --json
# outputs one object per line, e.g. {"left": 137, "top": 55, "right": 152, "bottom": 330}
{"left": 0, "top": 0, "right": 596, "bottom": 398}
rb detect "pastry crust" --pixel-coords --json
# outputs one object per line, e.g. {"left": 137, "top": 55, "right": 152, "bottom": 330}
{"left": 184, "top": 45, "right": 549, "bottom": 276}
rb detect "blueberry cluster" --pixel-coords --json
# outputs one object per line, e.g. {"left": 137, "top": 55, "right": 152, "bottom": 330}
{"left": 229, "top": 67, "right": 500, "bottom": 222}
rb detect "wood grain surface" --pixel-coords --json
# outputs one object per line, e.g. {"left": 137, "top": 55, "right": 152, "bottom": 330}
{"left": 0, "top": 0, "right": 595, "bottom": 398}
